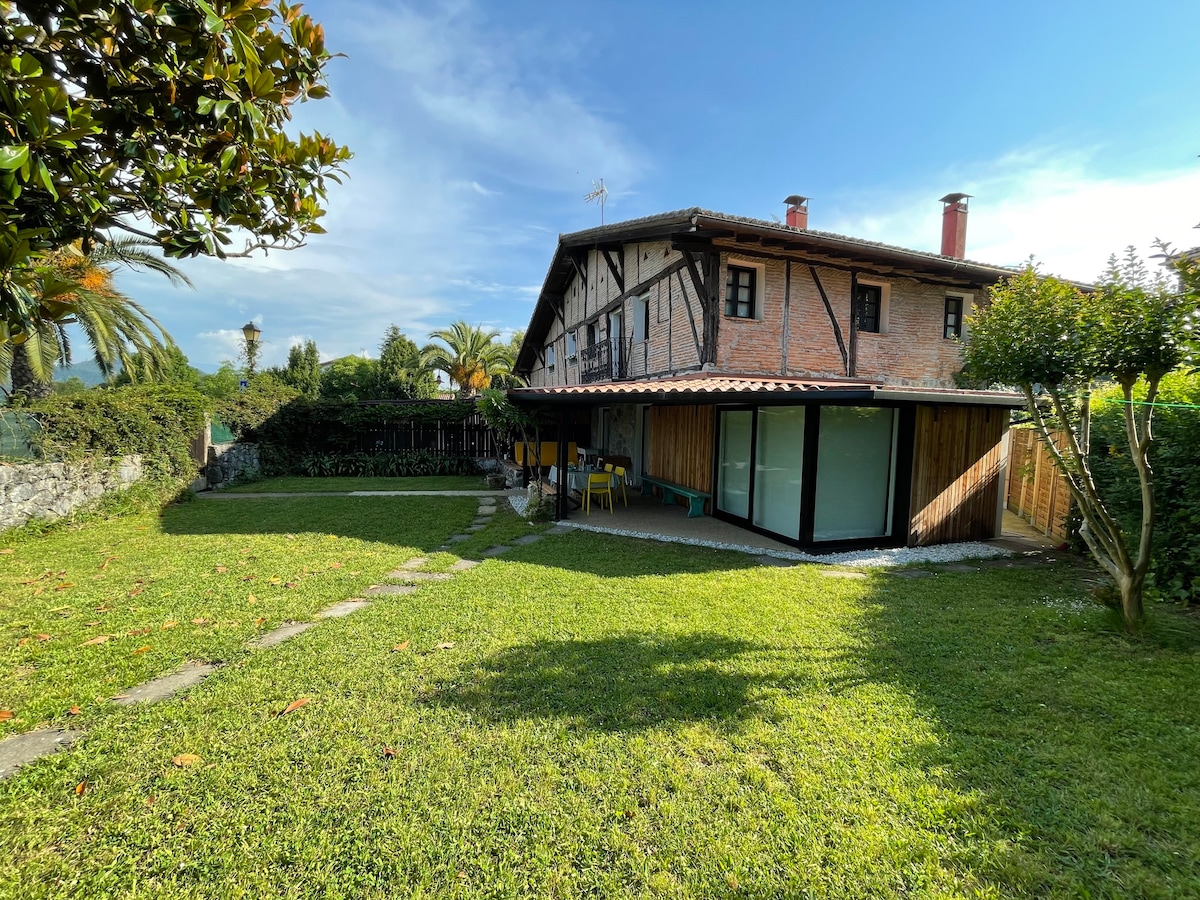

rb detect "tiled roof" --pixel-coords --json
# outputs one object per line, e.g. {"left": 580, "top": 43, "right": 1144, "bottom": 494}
{"left": 509, "top": 373, "right": 1022, "bottom": 406}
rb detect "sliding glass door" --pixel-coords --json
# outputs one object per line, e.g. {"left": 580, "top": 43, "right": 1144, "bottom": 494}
{"left": 752, "top": 406, "right": 804, "bottom": 540}
{"left": 716, "top": 410, "right": 752, "bottom": 519}
{"left": 812, "top": 407, "right": 898, "bottom": 541}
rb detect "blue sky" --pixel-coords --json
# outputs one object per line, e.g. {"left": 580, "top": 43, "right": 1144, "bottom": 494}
{"left": 113, "top": 0, "right": 1200, "bottom": 370}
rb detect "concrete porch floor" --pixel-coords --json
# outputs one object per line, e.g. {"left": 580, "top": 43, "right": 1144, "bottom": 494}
{"left": 555, "top": 489, "right": 1059, "bottom": 558}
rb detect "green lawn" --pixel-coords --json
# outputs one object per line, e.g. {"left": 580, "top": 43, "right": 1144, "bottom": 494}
{"left": 0, "top": 496, "right": 477, "bottom": 732}
{"left": 3, "top": 502, "right": 1200, "bottom": 898}
{"left": 222, "top": 475, "right": 492, "bottom": 493}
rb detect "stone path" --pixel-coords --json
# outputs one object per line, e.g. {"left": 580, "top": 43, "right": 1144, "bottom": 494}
{"left": 198, "top": 490, "right": 513, "bottom": 500}
{"left": 0, "top": 495, "right": 544, "bottom": 782}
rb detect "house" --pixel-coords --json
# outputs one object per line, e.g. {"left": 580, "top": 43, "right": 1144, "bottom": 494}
{"left": 509, "top": 195, "right": 1023, "bottom": 550}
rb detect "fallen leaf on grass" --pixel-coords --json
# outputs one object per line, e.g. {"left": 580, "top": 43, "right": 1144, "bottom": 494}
{"left": 112, "top": 694, "right": 130, "bottom": 700}
{"left": 19, "top": 572, "right": 50, "bottom": 585}
{"left": 284, "top": 582, "right": 298, "bottom": 589}
{"left": 172, "top": 753, "right": 202, "bottom": 768}
{"left": 17, "top": 637, "right": 30, "bottom": 646}
{"left": 0, "top": 710, "right": 13, "bottom": 722}
{"left": 128, "top": 627, "right": 152, "bottom": 636}
{"left": 85, "top": 621, "right": 101, "bottom": 627}
{"left": 391, "top": 640, "right": 411, "bottom": 652}
{"left": 275, "top": 697, "right": 310, "bottom": 717}
{"left": 75, "top": 780, "right": 87, "bottom": 795}
{"left": 268, "top": 577, "right": 282, "bottom": 585}
{"left": 80, "top": 635, "right": 109, "bottom": 646}
{"left": 329, "top": 562, "right": 343, "bottom": 569}
{"left": 436, "top": 642, "right": 456, "bottom": 650}
{"left": 36, "top": 634, "right": 50, "bottom": 641}
{"left": 0, "top": 548, "right": 13, "bottom": 554}
{"left": 190, "top": 618, "right": 208, "bottom": 625}
{"left": 253, "top": 617, "right": 265, "bottom": 625}
{"left": 68, "top": 706, "right": 81, "bottom": 716}
{"left": 382, "top": 747, "right": 397, "bottom": 758}
{"left": 215, "top": 566, "right": 227, "bottom": 574}
{"left": 247, "top": 594, "right": 257, "bottom": 604}
{"left": 241, "top": 575, "right": 256, "bottom": 582}
{"left": 94, "top": 605, "right": 111, "bottom": 613}
{"left": 54, "top": 583, "right": 74, "bottom": 591}
{"left": 100, "top": 556, "right": 117, "bottom": 570}
{"left": 161, "top": 621, "right": 177, "bottom": 630}
{"left": 128, "top": 588, "right": 143, "bottom": 597}
{"left": 133, "top": 646, "right": 151, "bottom": 655}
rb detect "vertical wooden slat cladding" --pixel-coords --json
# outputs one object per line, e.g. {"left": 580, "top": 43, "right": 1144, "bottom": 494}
{"left": 647, "top": 405, "right": 714, "bottom": 494}
{"left": 909, "top": 405, "right": 1007, "bottom": 545}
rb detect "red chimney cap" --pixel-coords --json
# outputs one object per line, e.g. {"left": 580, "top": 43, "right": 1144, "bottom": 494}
{"left": 940, "top": 192, "right": 971, "bottom": 206}
{"left": 784, "top": 195, "right": 809, "bottom": 206}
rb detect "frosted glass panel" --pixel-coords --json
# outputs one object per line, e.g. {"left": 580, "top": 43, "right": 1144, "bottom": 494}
{"left": 717, "top": 411, "right": 752, "bottom": 519}
{"left": 753, "top": 406, "right": 804, "bottom": 539}
{"left": 813, "top": 407, "right": 897, "bottom": 541}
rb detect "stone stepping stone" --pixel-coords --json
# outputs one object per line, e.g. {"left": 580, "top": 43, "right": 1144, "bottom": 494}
{"left": 477, "top": 506, "right": 497, "bottom": 515}
{"left": 546, "top": 524, "right": 573, "bottom": 535}
{"left": 481, "top": 546, "right": 510, "bottom": 557}
{"left": 363, "top": 583, "right": 419, "bottom": 597}
{"left": 513, "top": 534, "right": 544, "bottom": 546}
{"left": 316, "top": 599, "right": 369, "bottom": 619}
{"left": 466, "top": 524, "right": 486, "bottom": 532}
{"left": 389, "top": 571, "right": 453, "bottom": 584}
{"left": 112, "top": 661, "right": 217, "bottom": 705}
{"left": 447, "top": 534, "right": 470, "bottom": 543}
{"left": 890, "top": 568, "right": 934, "bottom": 579}
{"left": 818, "top": 570, "right": 868, "bottom": 580}
{"left": 941, "top": 563, "right": 980, "bottom": 574}
{"left": 250, "top": 621, "right": 314, "bottom": 649}
{"left": 449, "top": 559, "right": 479, "bottom": 572}
{"left": 0, "top": 728, "right": 83, "bottom": 780}
{"left": 398, "top": 556, "right": 428, "bottom": 571}
{"left": 755, "top": 555, "right": 798, "bottom": 567}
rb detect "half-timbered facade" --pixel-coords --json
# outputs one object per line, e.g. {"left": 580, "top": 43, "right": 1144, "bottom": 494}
{"left": 511, "top": 198, "right": 1024, "bottom": 550}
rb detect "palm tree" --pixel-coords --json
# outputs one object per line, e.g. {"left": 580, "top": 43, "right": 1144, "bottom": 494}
{"left": 422, "top": 321, "right": 513, "bottom": 398}
{"left": 2, "top": 239, "right": 192, "bottom": 400}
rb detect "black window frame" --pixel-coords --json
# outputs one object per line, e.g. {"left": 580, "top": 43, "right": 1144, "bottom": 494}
{"left": 724, "top": 265, "right": 757, "bottom": 319}
{"left": 855, "top": 284, "right": 882, "bottom": 334}
{"left": 943, "top": 295, "right": 963, "bottom": 340}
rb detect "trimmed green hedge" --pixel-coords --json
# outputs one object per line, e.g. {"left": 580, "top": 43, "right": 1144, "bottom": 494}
{"left": 19, "top": 385, "right": 212, "bottom": 482}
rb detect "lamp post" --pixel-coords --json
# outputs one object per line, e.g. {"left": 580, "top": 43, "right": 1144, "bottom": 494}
{"left": 241, "top": 321, "right": 262, "bottom": 378}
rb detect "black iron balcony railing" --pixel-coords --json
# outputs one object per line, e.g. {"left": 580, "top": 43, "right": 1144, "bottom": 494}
{"left": 579, "top": 338, "right": 631, "bottom": 384}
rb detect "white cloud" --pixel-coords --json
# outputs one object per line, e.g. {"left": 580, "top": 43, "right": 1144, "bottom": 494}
{"left": 823, "top": 147, "right": 1200, "bottom": 282}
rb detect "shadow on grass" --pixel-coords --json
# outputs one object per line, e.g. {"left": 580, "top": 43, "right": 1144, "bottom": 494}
{"left": 159, "top": 493, "right": 478, "bottom": 551}
{"left": 846, "top": 567, "right": 1200, "bottom": 892}
{"left": 429, "top": 632, "right": 776, "bottom": 732}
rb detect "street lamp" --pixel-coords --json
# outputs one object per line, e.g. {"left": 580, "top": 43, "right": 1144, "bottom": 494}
{"left": 241, "top": 321, "right": 262, "bottom": 378}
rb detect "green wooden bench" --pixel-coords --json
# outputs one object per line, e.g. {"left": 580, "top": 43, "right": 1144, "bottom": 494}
{"left": 640, "top": 475, "right": 710, "bottom": 518}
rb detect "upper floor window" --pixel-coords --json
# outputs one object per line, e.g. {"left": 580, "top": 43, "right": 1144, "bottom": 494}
{"left": 725, "top": 265, "right": 756, "bottom": 318}
{"left": 855, "top": 284, "right": 882, "bottom": 334}
{"left": 585, "top": 322, "right": 597, "bottom": 347}
{"left": 566, "top": 330, "right": 577, "bottom": 360}
{"left": 632, "top": 294, "right": 650, "bottom": 342}
{"left": 546, "top": 344, "right": 556, "bottom": 371}
{"left": 943, "top": 295, "right": 964, "bottom": 340}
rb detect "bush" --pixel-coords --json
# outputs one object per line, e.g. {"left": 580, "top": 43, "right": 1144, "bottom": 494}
{"left": 213, "top": 376, "right": 300, "bottom": 441}
{"left": 19, "top": 385, "right": 211, "bottom": 483}
{"left": 1088, "top": 371, "right": 1200, "bottom": 605}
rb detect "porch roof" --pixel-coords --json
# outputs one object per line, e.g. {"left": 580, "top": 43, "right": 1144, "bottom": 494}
{"left": 508, "top": 373, "right": 1024, "bottom": 408}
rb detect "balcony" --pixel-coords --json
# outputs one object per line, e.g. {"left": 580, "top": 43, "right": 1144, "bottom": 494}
{"left": 579, "top": 338, "right": 632, "bottom": 384}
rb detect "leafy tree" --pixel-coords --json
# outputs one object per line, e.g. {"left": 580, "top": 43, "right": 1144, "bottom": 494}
{"left": 197, "top": 362, "right": 241, "bottom": 400}
{"left": 280, "top": 339, "right": 321, "bottom": 398}
{"left": 114, "top": 343, "right": 202, "bottom": 388}
{"left": 50, "top": 375, "right": 89, "bottom": 395}
{"left": 963, "top": 254, "right": 1195, "bottom": 629}
{"left": 422, "top": 321, "right": 512, "bottom": 398}
{"left": 489, "top": 329, "right": 526, "bottom": 390}
{"left": 2, "top": 239, "right": 189, "bottom": 399}
{"left": 377, "top": 325, "right": 436, "bottom": 400}
{"left": 0, "top": 1, "right": 350, "bottom": 340}
{"left": 319, "top": 355, "right": 378, "bottom": 402}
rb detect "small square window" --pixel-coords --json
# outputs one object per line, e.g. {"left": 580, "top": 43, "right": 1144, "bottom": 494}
{"left": 944, "top": 296, "right": 963, "bottom": 339}
{"left": 856, "top": 284, "right": 882, "bottom": 333}
{"left": 546, "top": 344, "right": 556, "bottom": 371}
{"left": 566, "top": 331, "right": 577, "bottom": 360}
{"left": 725, "top": 265, "right": 756, "bottom": 318}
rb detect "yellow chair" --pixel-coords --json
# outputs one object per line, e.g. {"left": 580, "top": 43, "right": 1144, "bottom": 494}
{"left": 584, "top": 472, "right": 614, "bottom": 515}
{"left": 612, "top": 465, "right": 628, "bottom": 506}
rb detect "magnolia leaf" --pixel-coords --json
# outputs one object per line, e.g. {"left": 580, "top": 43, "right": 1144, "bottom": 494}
{"left": 382, "top": 747, "right": 397, "bottom": 758}
{"left": 0, "top": 709, "right": 14, "bottom": 721}
{"left": 391, "top": 640, "right": 410, "bottom": 652}
{"left": 161, "top": 621, "right": 177, "bottom": 630}
{"left": 36, "top": 634, "right": 51, "bottom": 641}
{"left": 172, "top": 753, "right": 202, "bottom": 767}
{"left": 68, "top": 706, "right": 81, "bottom": 715}
{"left": 133, "top": 645, "right": 151, "bottom": 655}
{"left": 80, "top": 635, "right": 109, "bottom": 646}
{"left": 75, "top": 780, "right": 87, "bottom": 796}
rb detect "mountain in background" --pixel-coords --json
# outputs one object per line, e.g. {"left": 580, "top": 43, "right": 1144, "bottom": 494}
{"left": 55, "top": 360, "right": 108, "bottom": 386}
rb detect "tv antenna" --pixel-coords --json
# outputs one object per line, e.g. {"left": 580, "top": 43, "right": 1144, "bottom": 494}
{"left": 584, "top": 178, "right": 608, "bottom": 225}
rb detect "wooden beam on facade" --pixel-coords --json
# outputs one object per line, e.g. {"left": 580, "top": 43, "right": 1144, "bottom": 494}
{"left": 674, "top": 268, "right": 704, "bottom": 363}
{"left": 808, "top": 265, "right": 848, "bottom": 376}
{"left": 601, "top": 248, "right": 625, "bottom": 293}
{"left": 848, "top": 269, "right": 859, "bottom": 377}
{"left": 568, "top": 253, "right": 587, "bottom": 290}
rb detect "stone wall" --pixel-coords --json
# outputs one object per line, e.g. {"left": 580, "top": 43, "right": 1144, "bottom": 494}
{"left": 205, "top": 442, "right": 260, "bottom": 489}
{"left": 0, "top": 456, "right": 143, "bottom": 531}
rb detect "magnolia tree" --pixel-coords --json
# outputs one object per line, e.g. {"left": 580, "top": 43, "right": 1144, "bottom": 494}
{"left": 963, "top": 253, "right": 1195, "bottom": 629}
{"left": 0, "top": 1, "right": 350, "bottom": 343}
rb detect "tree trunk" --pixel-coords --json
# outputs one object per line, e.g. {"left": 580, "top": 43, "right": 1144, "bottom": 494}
{"left": 1118, "top": 570, "right": 1145, "bottom": 629}
{"left": 9, "top": 343, "right": 53, "bottom": 401}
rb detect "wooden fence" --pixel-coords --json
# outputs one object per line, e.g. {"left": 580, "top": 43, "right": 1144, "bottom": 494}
{"left": 1006, "top": 428, "right": 1073, "bottom": 541}
{"left": 353, "top": 413, "right": 498, "bottom": 458}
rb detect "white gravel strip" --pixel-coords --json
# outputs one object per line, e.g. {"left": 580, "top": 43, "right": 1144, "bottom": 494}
{"left": 554, "top": 521, "right": 1011, "bottom": 568}
{"left": 509, "top": 495, "right": 530, "bottom": 517}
